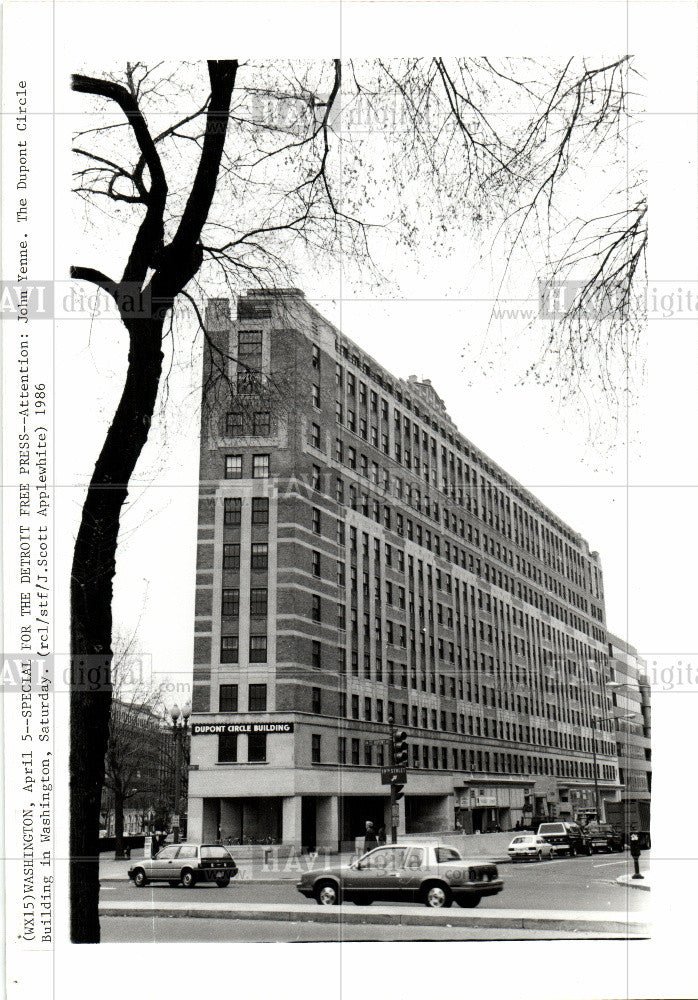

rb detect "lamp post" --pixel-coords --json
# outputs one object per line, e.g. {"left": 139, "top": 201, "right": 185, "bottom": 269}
{"left": 590, "top": 716, "right": 602, "bottom": 822}
{"left": 168, "top": 702, "right": 191, "bottom": 844}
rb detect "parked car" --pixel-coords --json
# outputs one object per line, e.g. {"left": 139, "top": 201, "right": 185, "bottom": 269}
{"left": 128, "top": 843, "right": 238, "bottom": 888}
{"left": 296, "top": 842, "right": 503, "bottom": 909}
{"left": 507, "top": 834, "right": 554, "bottom": 862}
{"left": 537, "top": 822, "right": 591, "bottom": 856}
{"left": 584, "top": 822, "right": 624, "bottom": 853}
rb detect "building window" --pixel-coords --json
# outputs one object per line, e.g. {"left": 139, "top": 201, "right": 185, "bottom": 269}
{"left": 218, "top": 732, "right": 237, "bottom": 763}
{"left": 310, "top": 423, "right": 321, "bottom": 449}
{"left": 249, "top": 636, "right": 267, "bottom": 662}
{"left": 364, "top": 697, "right": 372, "bottom": 721}
{"left": 223, "top": 543, "right": 240, "bottom": 570}
{"left": 221, "top": 589, "right": 240, "bottom": 617}
{"left": 338, "top": 737, "right": 347, "bottom": 764}
{"left": 250, "top": 588, "right": 268, "bottom": 616}
{"left": 311, "top": 734, "right": 322, "bottom": 763}
{"left": 221, "top": 636, "right": 239, "bottom": 663}
{"left": 311, "top": 551, "right": 321, "bottom": 577}
{"left": 251, "top": 497, "right": 269, "bottom": 524}
{"left": 312, "top": 508, "right": 321, "bottom": 534}
{"left": 218, "top": 684, "right": 238, "bottom": 713}
{"left": 248, "top": 732, "right": 267, "bottom": 762}
{"left": 224, "top": 497, "right": 242, "bottom": 526}
{"left": 251, "top": 542, "right": 268, "bottom": 570}
{"left": 312, "top": 687, "right": 321, "bottom": 713}
{"left": 226, "top": 411, "right": 244, "bottom": 436}
{"left": 351, "top": 738, "right": 360, "bottom": 765}
{"left": 248, "top": 683, "right": 267, "bottom": 712}
{"left": 312, "top": 383, "right": 321, "bottom": 409}
{"left": 312, "top": 464, "right": 322, "bottom": 491}
{"left": 312, "top": 344, "right": 320, "bottom": 369}
{"left": 312, "top": 640, "right": 321, "bottom": 668}
{"left": 253, "top": 411, "right": 271, "bottom": 435}
{"left": 311, "top": 594, "right": 321, "bottom": 622}
{"left": 225, "top": 455, "right": 243, "bottom": 479}
{"left": 351, "top": 694, "right": 359, "bottom": 719}
{"left": 252, "top": 454, "right": 270, "bottom": 478}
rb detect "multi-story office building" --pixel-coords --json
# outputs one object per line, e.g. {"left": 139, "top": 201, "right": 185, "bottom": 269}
{"left": 187, "top": 288, "right": 620, "bottom": 851}
{"left": 607, "top": 635, "right": 652, "bottom": 814}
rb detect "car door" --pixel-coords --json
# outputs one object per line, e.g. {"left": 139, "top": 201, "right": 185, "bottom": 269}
{"left": 350, "top": 847, "right": 407, "bottom": 900}
{"left": 401, "top": 847, "right": 428, "bottom": 900}
{"left": 152, "top": 845, "right": 181, "bottom": 879}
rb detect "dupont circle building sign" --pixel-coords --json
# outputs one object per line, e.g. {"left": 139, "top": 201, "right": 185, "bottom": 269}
{"left": 192, "top": 722, "right": 294, "bottom": 735}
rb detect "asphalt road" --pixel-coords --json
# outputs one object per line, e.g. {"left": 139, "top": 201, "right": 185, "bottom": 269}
{"left": 101, "top": 916, "right": 637, "bottom": 943}
{"left": 101, "top": 854, "right": 649, "bottom": 913}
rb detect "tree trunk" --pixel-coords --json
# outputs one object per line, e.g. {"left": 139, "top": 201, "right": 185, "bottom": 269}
{"left": 70, "top": 313, "right": 166, "bottom": 942}
{"left": 114, "top": 789, "right": 125, "bottom": 859}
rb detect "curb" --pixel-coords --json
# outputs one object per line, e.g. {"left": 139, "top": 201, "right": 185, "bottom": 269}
{"left": 99, "top": 902, "right": 649, "bottom": 935}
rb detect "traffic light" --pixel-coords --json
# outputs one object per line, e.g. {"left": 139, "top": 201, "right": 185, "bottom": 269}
{"left": 392, "top": 729, "right": 408, "bottom": 767}
{"left": 391, "top": 729, "right": 408, "bottom": 802}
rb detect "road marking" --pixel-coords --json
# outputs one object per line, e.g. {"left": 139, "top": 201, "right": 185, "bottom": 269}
{"left": 593, "top": 861, "right": 628, "bottom": 868}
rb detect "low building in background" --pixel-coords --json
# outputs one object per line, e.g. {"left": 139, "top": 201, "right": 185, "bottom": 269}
{"left": 187, "top": 289, "right": 625, "bottom": 852}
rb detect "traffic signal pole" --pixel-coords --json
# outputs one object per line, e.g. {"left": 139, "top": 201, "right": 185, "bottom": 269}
{"left": 389, "top": 720, "right": 397, "bottom": 844}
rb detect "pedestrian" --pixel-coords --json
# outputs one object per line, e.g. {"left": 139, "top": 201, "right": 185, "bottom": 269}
{"left": 377, "top": 826, "right": 386, "bottom": 845}
{"left": 364, "top": 821, "right": 377, "bottom": 847}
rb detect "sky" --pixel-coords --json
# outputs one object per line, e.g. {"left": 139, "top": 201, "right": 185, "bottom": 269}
{"left": 56, "top": 55, "right": 690, "bottom": 700}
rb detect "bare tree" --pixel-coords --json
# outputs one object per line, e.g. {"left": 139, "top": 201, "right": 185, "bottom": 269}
{"left": 70, "top": 56, "right": 642, "bottom": 942}
{"left": 102, "top": 636, "right": 168, "bottom": 858}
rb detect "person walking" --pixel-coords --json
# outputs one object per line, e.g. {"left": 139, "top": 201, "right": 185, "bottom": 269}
{"left": 377, "top": 825, "right": 386, "bottom": 845}
{"left": 364, "top": 821, "right": 377, "bottom": 847}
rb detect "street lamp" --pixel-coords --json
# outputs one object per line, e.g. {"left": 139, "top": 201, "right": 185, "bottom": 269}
{"left": 590, "top": 716, "right": 602, "bottom": 822}
{"left": 168, "top": 702, "right": 191, "bottom": 844}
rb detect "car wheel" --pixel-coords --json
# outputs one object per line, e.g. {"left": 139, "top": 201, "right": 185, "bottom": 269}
{"left": 569, "top": 846, "right": 576, "bottom": 857}
{"left": 537, "top": 851, "right": 543, "bottom": 861}
{"left": 315, "top": 880, "right": 340, "bottom": 906}
{"left": 456, "top": 895, "right": 482, "bottom": 908}
{"left": 215, "top": 875, "right": 230, "bottom": 888}
{"left": 132, "top": 869, "right": 148, "bottom": 888}
{"left": 423, "top": 883, "right": 452, "bottom": 908}
{"left": 168, "top": 880, "right": 180, "bottom": 888}
{"left": 181, "top": 869, "right": 196, "bottom": 889}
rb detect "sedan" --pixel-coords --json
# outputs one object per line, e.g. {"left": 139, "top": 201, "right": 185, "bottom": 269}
{"left": 296, "top": 842, "right": 503, "bottom": 908}
{"left": 128, "top": 843, "right": 238, "bottom": 888}
{"left": 507, "top": 834, "right": 554, "bottom": 862}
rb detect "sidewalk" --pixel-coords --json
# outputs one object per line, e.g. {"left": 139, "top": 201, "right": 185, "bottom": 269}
{"left": 98, "top": 899, "right": 649, "bottom": 935}
{"left": 616, "top": 867, "right": 651, "bottom": 891}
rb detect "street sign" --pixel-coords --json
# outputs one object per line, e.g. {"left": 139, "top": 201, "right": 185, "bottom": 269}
{"left": 381, "top": 766, "right": 406, "bottom": 785}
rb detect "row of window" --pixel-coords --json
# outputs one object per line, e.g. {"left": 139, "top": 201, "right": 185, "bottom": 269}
{"left": 222, "top": 588, "right": 268, "bottom": 617}
{"left": 223, "top": 542, "right": 268, "bottom": 571}
{"left": 225, "top": 453, "right": 270, "bottom": 479}
{"left": 223, "top": 497, "right": 269, "bottom": 525}
{"left": 221, "top": 635, "right": 267, "bottom": 663}
{"left": 218, "top": 731, "right": 266, "bottom": 763}
{"left": 218, "top": 682, "right": 267, "bottom": 712}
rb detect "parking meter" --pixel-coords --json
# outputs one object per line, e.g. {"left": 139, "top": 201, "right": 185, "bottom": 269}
{"left": 629, "top": 832, "right": 643, "bottom": 878}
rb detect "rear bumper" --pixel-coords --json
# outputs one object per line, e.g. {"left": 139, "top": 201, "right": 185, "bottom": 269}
{"left": 453, "top": 879, "right": 503, "bottom": 899}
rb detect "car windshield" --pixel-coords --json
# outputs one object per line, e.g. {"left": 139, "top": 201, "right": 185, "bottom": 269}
{"left": 434, "top": 847, "right": 461, "bottom": 863}
{"left": 156, "top": 846, "right": 180, "bottom": 859}
{"left": 538, "top": 824, "right": 564, "bottom": 834}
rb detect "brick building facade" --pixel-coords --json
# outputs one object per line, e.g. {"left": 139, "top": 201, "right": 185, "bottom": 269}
{"left": 187, "top": 288, "right": 621, "bottom": 850}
